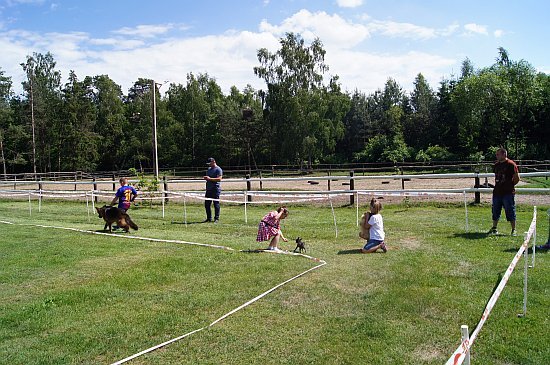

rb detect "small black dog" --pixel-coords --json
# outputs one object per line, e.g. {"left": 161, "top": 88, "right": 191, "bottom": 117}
{"left": 294, "top": 237, "right": 306, "bottom": 253}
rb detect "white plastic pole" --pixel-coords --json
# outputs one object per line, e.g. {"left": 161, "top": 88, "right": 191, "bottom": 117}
{"left": 463, "top": 191, "right": 469, "bottom": 232}
{"left": 329, "top": 195, "right": 338, "bottom": 238}
{"left": 531, "top": 223, "right": 536, "bottom": 268}
{"left": 183, "top": 193, "right": 187, "bottom": 226}
{"left": 244, "top": 191, "right": 248, "bottom": 224}
{"left": 461, "top": 325, "right": 471, "bottom": 365}
{"left": 38, "top": 189, "right": 42, "bottom": 213}
{"left": 162, "top": 193, "right": 165, "bottom": 219}
{"left": 523, "top": 234, "right": 529, "bottom": 317}
{"left": 86, "top": 192, "right": 90, "bottom": 222}
{"left": 91, "top": 190, "right": 95, "bottom": 212}
{"left": 356, "top": 192, "right": 359, "bottom": 226}
{"left": 28, "top": 192, "right": 32, "bottom": 216}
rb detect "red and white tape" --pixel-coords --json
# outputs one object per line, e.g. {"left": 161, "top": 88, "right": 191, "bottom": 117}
{"left": 445, "top": 207, "right": 537, "bottom": 365}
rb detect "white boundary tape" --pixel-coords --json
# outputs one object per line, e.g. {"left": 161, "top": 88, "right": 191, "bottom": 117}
{"left": 445, "top": 206, "right": 538, "bottom": 365}
{"left": 0, "top": 217, "right": 326, "bottom": 364}
{"left": 0, "top": 220, "right": 234, "bottom": 251}
{"left": 112, "top": 257, "right": 326, "bottom": 365}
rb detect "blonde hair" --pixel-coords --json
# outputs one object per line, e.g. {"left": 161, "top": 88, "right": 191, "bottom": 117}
{"left": 370, "top": 198, "right": 382, "bottom": 214}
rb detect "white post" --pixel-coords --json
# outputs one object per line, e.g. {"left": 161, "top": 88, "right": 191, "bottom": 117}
{"left": 38, "top": 188, "right": 42, "bottom": 213}
{"left": 531, "top": 223, "right": 536, "bottom": 268}
{"left": 28, "top": 192, "right": 32, "bottom": 216}
{"left": 461, "top": 325, "right": 470, "bottom": 365}
{"left": 329, "top": 195, "right": 338, "bottom": 238}
{"left": 356, "top": 192, "right": 359, "bottom": 227}
{"left": 183, "top": 193, "right": 187, "bottom": 226}
{"left": 244, "top": 191, "right": 248, "bottom": 224}
{"left": 463, "top": 191, "right": 469, "bottom": 232}
{"left": 86, "top": 192, "right": 90, "bottom": 222}
{"left": 91, "top": 190, "right": 95, "bottom": 212}
{"left": 523, "top": 235, "right": 529, "bottom": 317}
{"left": 162, "top": 192, "right": 165, "bottom": 219}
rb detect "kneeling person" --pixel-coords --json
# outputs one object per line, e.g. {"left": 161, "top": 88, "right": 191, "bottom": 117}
{"left": 361, "top": 198, "right": 387, "bottom": 253}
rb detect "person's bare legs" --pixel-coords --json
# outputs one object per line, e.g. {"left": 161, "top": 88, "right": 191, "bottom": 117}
{"left": 268, "top": 234, "right": 280, "bottom": 249}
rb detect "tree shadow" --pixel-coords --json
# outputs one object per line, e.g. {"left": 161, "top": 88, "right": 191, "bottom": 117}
{"left": 337, "top": 248, "right": 363, "bottom": 255}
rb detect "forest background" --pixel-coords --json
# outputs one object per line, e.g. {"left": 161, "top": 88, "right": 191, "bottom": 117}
{"left": 0, "top": 33, "right": 548, "bottom": 175}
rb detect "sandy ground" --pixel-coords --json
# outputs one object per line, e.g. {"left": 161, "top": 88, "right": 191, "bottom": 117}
{"left": 3, "top": 174, "right": 548, "bottom": 207}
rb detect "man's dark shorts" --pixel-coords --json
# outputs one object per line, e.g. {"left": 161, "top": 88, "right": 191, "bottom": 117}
{"left": 492, "top": 193, "right": 516, "bottom": 222}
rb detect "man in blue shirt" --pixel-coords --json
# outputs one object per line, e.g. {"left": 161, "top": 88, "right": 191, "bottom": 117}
{"left": 203, "top": 157, "right": 223, "bottom": 223}
{"left": 111, "top": 177, "right": 138, "bottom": 213}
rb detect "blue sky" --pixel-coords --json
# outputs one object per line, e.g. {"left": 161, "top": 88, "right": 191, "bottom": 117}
{"left": 1, "top": 0, "right": 548, "bottom": 95}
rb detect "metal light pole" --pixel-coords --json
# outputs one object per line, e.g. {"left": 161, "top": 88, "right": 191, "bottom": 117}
{"left": 151, "top": 79, "right": 159, "bottom": 180}
{"left": 151, "top": 80, "right": 168, "bottom": 181}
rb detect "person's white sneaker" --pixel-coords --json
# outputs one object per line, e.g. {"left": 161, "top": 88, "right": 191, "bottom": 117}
{"left": 272, "top": 247, "right": 284, "bottom": 253}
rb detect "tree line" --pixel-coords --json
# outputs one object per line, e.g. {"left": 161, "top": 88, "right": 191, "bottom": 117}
{"left": 0, "top": 33, "right": 548, "bottom": 175}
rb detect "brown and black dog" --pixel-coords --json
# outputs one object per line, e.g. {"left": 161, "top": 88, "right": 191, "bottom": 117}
{"left": 95, "top": 205, "right": 138, "bottom": 233}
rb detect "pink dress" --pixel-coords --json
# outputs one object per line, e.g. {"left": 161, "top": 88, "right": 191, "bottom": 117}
{"left": 256, "top": 211, "right": 281, "bottom": 242}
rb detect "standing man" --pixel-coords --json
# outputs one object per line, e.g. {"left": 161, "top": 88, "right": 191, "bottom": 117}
{"left": 488, "top": 148, "right": 520, "bottom": 236}
{"left": 203, "top": 157, "right": 222, "bottom": 223}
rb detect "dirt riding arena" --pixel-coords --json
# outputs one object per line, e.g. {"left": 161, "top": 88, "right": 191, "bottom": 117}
{"left": 6, "top": 174, "right": 548, "bottom": 206}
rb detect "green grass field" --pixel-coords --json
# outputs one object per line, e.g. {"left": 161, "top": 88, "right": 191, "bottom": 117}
{"left": 1, "top": 198, "right": 549, "bottom": 365}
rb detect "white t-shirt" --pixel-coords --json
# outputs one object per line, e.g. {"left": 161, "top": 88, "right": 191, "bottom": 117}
{"left": 368, "top": 213, "right": 385, "bottom": 241}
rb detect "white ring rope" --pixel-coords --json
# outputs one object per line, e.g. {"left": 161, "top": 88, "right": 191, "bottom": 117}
{"left": 0, "top": 220, "right": 234, "bottom": 251}
{"left": 0, "top": 217, "right": 327, "bottom": 364}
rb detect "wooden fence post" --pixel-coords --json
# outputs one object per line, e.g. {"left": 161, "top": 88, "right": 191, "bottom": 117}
{"left": 163, "top": 175, "right": 169, "bottom": 203}
{"left": 474, "top": 174, "right": 481, "bottom": 204}
{"left": 259, "top": 171, "right": 263, "bottom": 191}
{"left": 93, "top": 177, "right": 98, "bottom": 203}
{"left": 246, "top": 174, "right": 252, "bottom": 202}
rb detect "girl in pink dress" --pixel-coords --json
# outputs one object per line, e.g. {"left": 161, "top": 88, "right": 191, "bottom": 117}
{"left": 256, "top": 206, "right": 289, "bottom": 252}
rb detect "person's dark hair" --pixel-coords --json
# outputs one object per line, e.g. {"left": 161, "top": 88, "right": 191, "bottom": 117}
{"left": 496, "top": 148, "right": 507, "bottom": 157}
{"left": 277, "top": 206, "right": 289, "bottom": 215}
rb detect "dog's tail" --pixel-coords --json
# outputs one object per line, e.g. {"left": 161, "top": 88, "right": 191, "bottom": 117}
{"left": 125, "top": 214, "right": 139, "bottom": 230}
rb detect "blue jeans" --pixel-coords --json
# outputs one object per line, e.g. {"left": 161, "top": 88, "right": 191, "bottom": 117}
{"left": 363, "top": 239, "right": 384, "bottom": 251}
{"left": 205, "top": 189, "right": 220, "bottom": 221}
{"left": 492, "top": 194, "right": 516, "bottom": 222}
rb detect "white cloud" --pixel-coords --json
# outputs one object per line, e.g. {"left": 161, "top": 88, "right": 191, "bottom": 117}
{"left": 113, "top": 24, "right": 175, "bottom": 38}
{"left": 367, "top": 20, "right": 437, "bottom": 40}
{"left": 463, "top": 23, "right": 488, "bottom": 35}
{"left": 327, "top": 50, "right": 456, "bottom": 93}
{"left": 0, "top": 9, "right": 460, "bottom": 96}
{"left": 260, "top": 9, "right": 370, "bottom": 49}
{"left": 6, "top": 0, "right": 45, "bottom": 5}
{"left": 493, "top": 29, "right": 503, "bottom": 38}
{"left": 89, "top": 38, "right": 145, "bottom": 50}
{"left": 336, "top": 0, "right": 363, "bottom": 8}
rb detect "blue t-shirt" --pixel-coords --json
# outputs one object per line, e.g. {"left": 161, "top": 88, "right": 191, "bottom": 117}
{"left": 206, "top": 166, "right": 223, "bottom": 191}
{"left": 115, "top": 185, "right": 138, "bottom": 210}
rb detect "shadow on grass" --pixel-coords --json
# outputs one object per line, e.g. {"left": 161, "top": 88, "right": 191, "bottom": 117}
{"left": 337, "top": 248, "right": 363, "bottom": 255}
{"left": 452, "top": 232, "right": 489, "bottom": 240}
{"left": 240, "top": 249, "right": 267, "bottom": 254}
{"left": 503, "top": 246, "right": 550, "bottom": 254}
{"left": 170, "top": 220, "right": 207, "bottom": 225}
